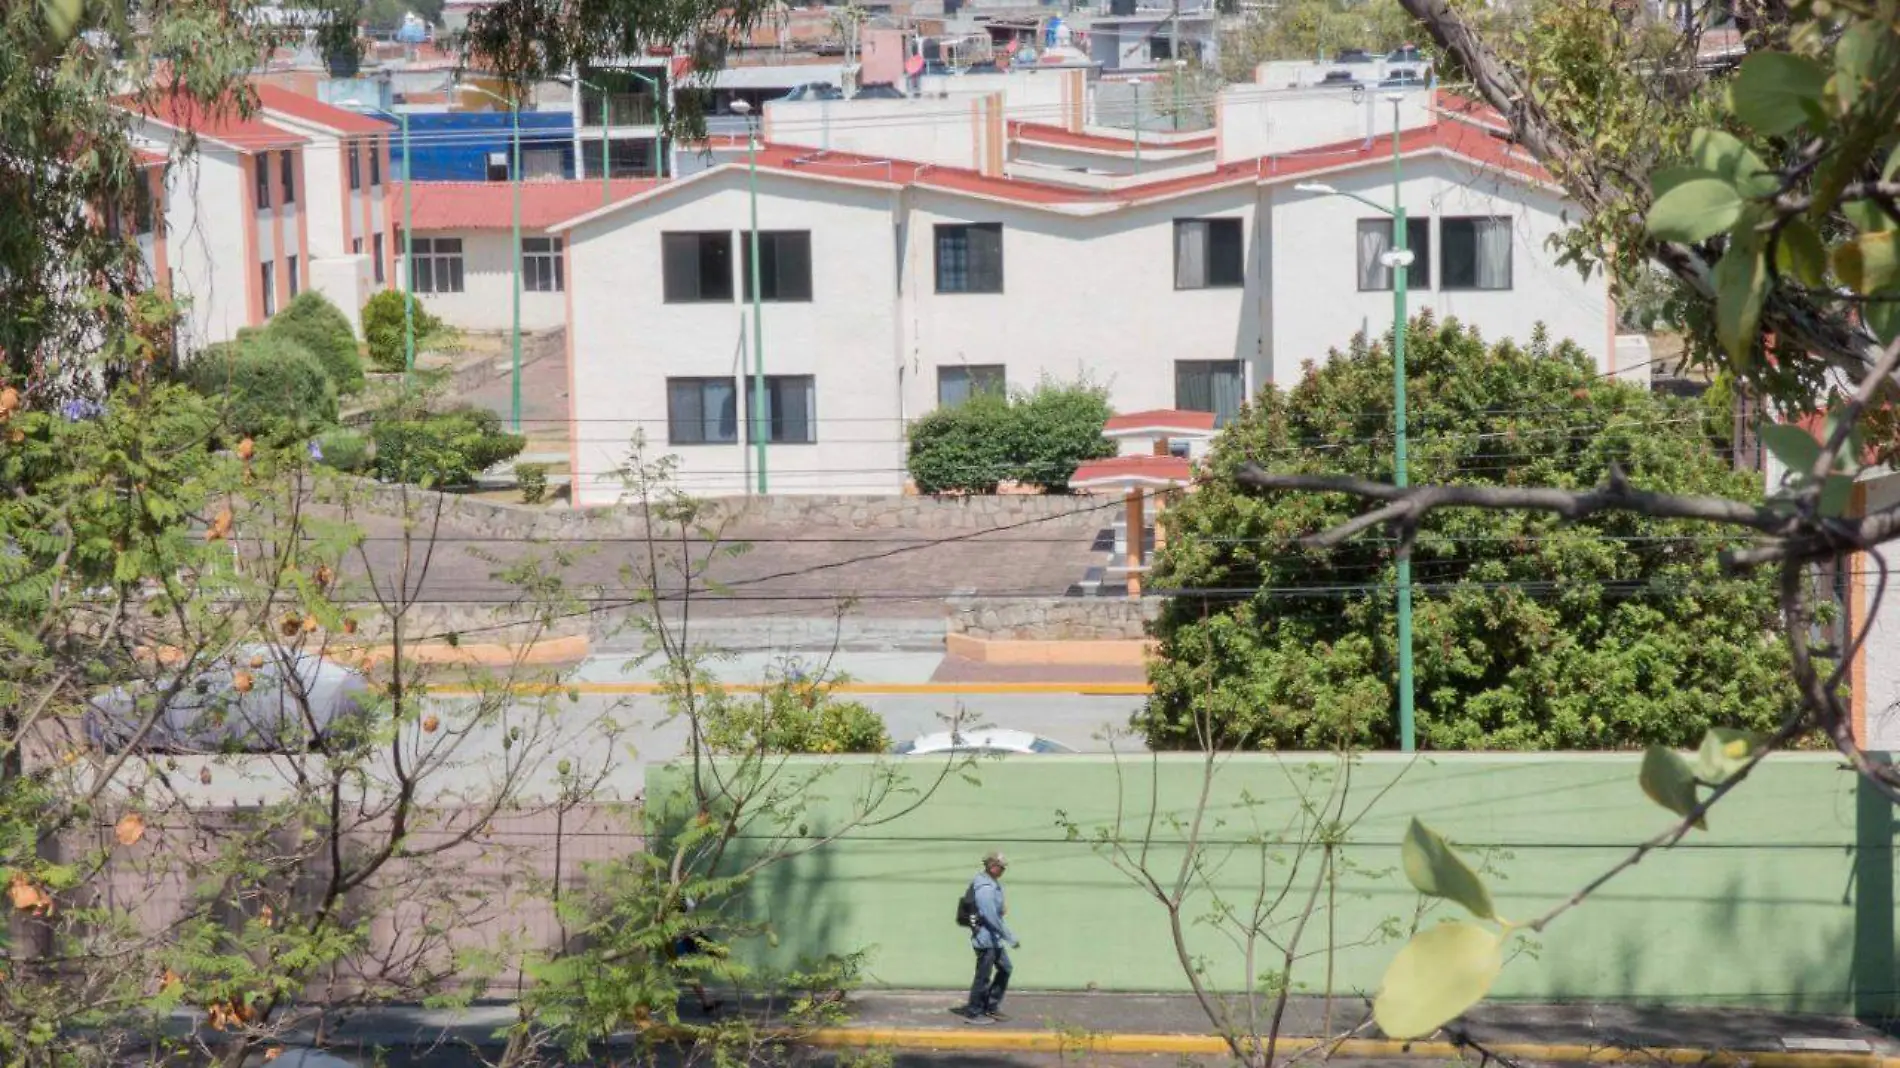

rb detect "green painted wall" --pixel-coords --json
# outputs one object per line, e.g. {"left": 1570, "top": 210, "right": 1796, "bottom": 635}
{"left": 647, "top": 753, "right": 1896, "bottom": 1013}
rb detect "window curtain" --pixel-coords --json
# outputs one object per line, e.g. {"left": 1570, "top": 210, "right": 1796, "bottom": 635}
{"left": 1175, "top": 221, "right": 1207, "bottom": 289}
{"left": 1475, "top": 217, "right": 1511, "bottom": 289}
{"left": 1357, "top": 220, "right": 1391, "bottom": 290}
{"left": 1208, "top": 363, "right": 1243, "bottom": 426}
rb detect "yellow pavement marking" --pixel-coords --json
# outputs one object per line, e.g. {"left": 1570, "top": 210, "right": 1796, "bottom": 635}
{"left": 431, "top": 681, "right": 1154, "bottom": 697}
{"left": 806, "top": 1028, "right": 1891, "bottom": 1067}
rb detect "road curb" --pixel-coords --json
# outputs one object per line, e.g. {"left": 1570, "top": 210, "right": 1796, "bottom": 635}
{"left": 804, "top": 1028, "right": 1893, "bottom": 1066}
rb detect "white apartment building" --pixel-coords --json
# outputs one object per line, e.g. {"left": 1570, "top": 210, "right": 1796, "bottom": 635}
{"left": 553, "top": 96, "right": 1620, "bottom": 503}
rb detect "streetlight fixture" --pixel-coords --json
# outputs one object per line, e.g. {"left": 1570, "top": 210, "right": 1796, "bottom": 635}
{"left": 557, "top": 72, "right": 612, "bottom": 205}
{"left": 1290, "top": 92, "right": 1416, "bottom": 753}
{"left": 559, "top": 66, "right": 670, "bottom": 193}
{"left": 349, "top": 103, "right": 416, "bottom": 378}
{"left": 1171, "top": 57, "right": 1186, "bottom": 132}
{"left": 457, "top": 82, "right": 525, "bottom": 434}
{"left": 729, "top": 98, "right": 768, "bottom": 495}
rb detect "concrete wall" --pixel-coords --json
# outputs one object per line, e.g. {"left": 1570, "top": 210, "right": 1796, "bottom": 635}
{"left": 566, "top": 170, "right": 906, "bottom": 503}
{"left": 406, "top": 228, "right": 567, "bottom": 332}
{"left": 948, "top": 595, "right": 1157, "bottom": 639}
{"left": 1266, "top": 156, "right": 1611, "bottom": 384}
{"left": 654, "top": 752, "right": 1900, "bottom": 1012}
{"left": 1217, "top": 85, "right": 1435, "bottom": 164}
{"left": 1860, "top": 471, "right": 1900, "bottom": 749}
{"left": 162, "top": 152, "right": 250, "bottom": 350}
{"left": 766, "top": 95, "right": 1004, "bottom": 174}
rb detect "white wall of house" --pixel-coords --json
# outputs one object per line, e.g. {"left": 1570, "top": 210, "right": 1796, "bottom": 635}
{"left": 1858, "top": 471, "right": 1900, "bottom": 749}
{"left": 403, "top": 229, "right": 568, "bottom": 331}
{"left": 901, "top": 184, "right": 1265, "bottom": 419}
{"left": 1265, "top": 156, "right": 1611, "bottom": 384}
{"left": 1217, "top": 85, "right": 1435, "bottom": 164}
{"left": 302, "top": 139, "right": 349, "bottom": 258}
{"left": 565, "top": 171, "right": 905, "bottom": 503}
{"left": 767, "top": 96, "right": 1004, "bottom": 173}
{"left": 162, "top": 152, "right": 250, "bottom": 350}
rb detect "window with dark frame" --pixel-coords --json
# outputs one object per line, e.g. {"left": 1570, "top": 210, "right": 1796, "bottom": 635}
{"left": 523, "top": 236, "right": 565, "bottom": 293}
{"left": 353, "top": 237, "right": 363, "bottom": 254}
{"left": 937, "top": 365, "right": 1006, "bottom": 407}
{"left": 666, "top": 377, "right": 738, "bottom": 444}
{"left": 1173, "top": 218, "right": 1244, "bottom": 289}
{"left": 1356, "top": 217, "right": 1431, "bottom": 290}
{"left": 662, "top": 231, "right": 734, "bottom": 302}
{"left": 740, "top": 231, "right": 813, "bottom": 302}
{"left": 1175, "top": 360, "right": 1245, "bottom": 427}
{"left": 261, "top": 260, "right": 276, "bottom": 316}
{"left": 1439, "top": 216, "right": 1513, "bottom": 290}
{"left": 280, "top": 150, "right": 295, "bottom": 204}
{"left": 288, "top": 255, "right": 299, "bottom": 297}
{"left": 745, "top": 375, "right": 817, "bottom": 444}
{"left": 934, "top": 223, "right": 1003, "bottom": 293}
{"left": 409, "top": 236, "right": 463, "bottom": 294}
{"left": 132, "top": 177, "right": 154, "bottom": 237}
{"left": 254, "top": 153, "right": 271, "bottom": 208}
{"left": 369, "top": 138, "right": 382, "bottom": 185}
{"left": 372, "top": 232, "right": 384, "bottom": 284}
{"left": 348, "top": 143, "right": 362, "bottom": 191}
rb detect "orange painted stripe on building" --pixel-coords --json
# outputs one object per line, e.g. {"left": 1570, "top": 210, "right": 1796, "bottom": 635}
{"left": 294, "top": 147, "right": 311, "bottom": 298}
{"left": 242, "top": 154, "right": 263, "bottom": 326}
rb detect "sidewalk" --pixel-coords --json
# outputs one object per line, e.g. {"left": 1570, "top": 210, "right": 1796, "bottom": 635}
{"left": 306, "top": 991, "right": 1900, "bottom": 1062}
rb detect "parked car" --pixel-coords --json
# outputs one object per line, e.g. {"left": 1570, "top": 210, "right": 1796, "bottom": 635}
{"left": 895, "top": 729, "right": 1077, "bottom": 756}
{"left": 1378, "top": 70, "right": 1427, "bottom": 88}
{"left": 1333, "top": 48, "right": 1374, "bottom": 63}
{"left": 88, "top": 646, "right": 373, "bottom": 754}
{"left": 854, "top": 82, "right": 905, "bottom": 99}
{"left": 779, "top": 82, "right": 844, "bottom": 101}
{"left": 1386, "top": 45, "right": 1425, "bottom": 63}
{"left": 1318, "top": 69, "right": 1360, "bottom": 88}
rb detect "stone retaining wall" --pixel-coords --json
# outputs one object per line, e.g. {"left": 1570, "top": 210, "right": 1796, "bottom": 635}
{"left": 947, "top": 596, "right": 1160, "bottom": 640}
{"left": 321, "top": 479, "right": 1110, "bottom": 540}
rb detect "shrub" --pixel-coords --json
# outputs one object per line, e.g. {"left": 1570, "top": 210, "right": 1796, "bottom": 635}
{"left": 362, "top": 290, "right": 444, "bottom": 373}
{"left": 906, "top": 391, "right": 1014, "bottom": 494}
{"left": 313, "top": 427, "right": 370, "bottom": 472}
{"left": 268, "top": 292, "right": 364, "bottom": 393}
{"left": 370, "top": 403, "right": 525, "bottom": 487}
{"left": 905, "top": 380, "right": 1115, "bottom": 494}
{"left": 702, "top": 684, "right": 890, "bottom": 754}
{"left": 183, "top": 334, "right": 338, "bottom": 442}
{"left": 516, "top": 461, "right": 549, "bottom": 503}
{"left": 1004, "top": 379, "right": 1116, "bottom": 490}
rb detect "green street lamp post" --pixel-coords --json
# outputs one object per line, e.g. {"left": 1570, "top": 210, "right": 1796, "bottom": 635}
{"left": 1293, "top": 93, "right": 1415, "bottom": 752}
{"left": 353, "top": 104, "right": 415, "bottom": 376}
{"left": 730, "top": 98, "right": 767, "bottom": 494}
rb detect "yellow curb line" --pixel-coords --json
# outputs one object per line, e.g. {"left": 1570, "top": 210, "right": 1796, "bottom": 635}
{"left": 429, "top": 681, "right": 1154, "bottom": 697}
{"left": 803, "top": 1028, "right": 1891, "bottom": 1067}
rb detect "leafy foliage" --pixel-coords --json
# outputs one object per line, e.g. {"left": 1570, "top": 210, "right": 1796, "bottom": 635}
{"left": 266, "top": 291, "right": 364, "bottom": 394}
{"left": 183, "top": 333, "right": 340, "bottom": 442}
{"left": 361, "top": 289, "right": 444, "bottom": 373}
{"left": 314, "top": 426, "right": 371, "bottom": 472}
{"left": 1220, "top": 0, "right": 1419, "bottom": 82}
{"left": 906, "top": 380, "right": 1114, "bottom": 493}
{"left": 516, "top": 460, "right": 549, "bottom": 503}
{"left": 371, "top": 402, "right": 526, "bottom": 487}
{"left": 701, "top": 675, "right": 891, "bottom": 755}
{"left": 1142, "top": 315, "right": 1795, "bottom": 751}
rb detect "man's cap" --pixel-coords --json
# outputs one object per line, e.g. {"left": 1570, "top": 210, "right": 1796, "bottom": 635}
{"left": 984, "top": 851, "right": 1008, "bottom": 867}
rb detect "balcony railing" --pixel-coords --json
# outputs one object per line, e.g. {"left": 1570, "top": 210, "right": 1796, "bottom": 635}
{"left": 582, "top": 92, "right": 659, "bottom": 127}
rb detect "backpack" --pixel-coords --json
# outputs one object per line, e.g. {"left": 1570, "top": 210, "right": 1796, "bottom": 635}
{"left": 954, "top": 882, "right": 978, "bottom": 929}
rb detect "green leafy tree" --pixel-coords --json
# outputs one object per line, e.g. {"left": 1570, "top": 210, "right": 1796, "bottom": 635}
{"left": 266, "top": 291, "right": 365, "bottom": 394}
{"left": 371, "top": 401, "right": 526, "bottom": 486}
{"left": 1220, "top": 0, "right": 1419, "bottom": 82}
{"left": 1143, "top": 315, "right": 1795, "bottom": 751}
{"left": 361, "top": 289, "right": 445, "bottom": 373}
{"left": 906, "top": 380, "right": 1114, "bottom": 493}
{"left": 906, "top": 392, "right": 1014, "bottom": 494}
{"left": 183, "top": 332, "right": 340, "bottom": 442}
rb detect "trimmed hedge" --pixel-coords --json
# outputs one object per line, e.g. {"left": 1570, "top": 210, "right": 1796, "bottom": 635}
{"left": 906, "top": 380, "right": 1115, "bottom": 494}
{"left": 184, "top": 335, "right": 338, "bottom": 442}
{"left": 268, "top": 292, "right": 364, "bottom": 394}
{"left": 371, "top": 404, "right": 525, "bottom": 487}
{"left": 362, "top": 290, "right": 444, "bottom": 373}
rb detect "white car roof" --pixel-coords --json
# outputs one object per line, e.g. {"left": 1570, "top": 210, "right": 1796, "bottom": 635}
{"left": 897, "top": 729, "right": 1073, "bottom": 754}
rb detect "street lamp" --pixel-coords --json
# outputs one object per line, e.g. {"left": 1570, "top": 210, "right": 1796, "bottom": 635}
{"left": 557, "top": 72, "right": 612, "bottom": 205}
{"left": 559, "top": 66, "right": 670, "bottom": 191}
{"left": 1291, "top": 93, "right": 1414, "bottom": 752}
{"left": 458, "top": 82, "right": 525, "bottom": 434}
{"left": 349, "top": 104, "right": 416, "bottom": 377}
{"left": 729, "top": 98, "right": 767, "bottom": 495}
{"left": 625, "top": 68, "right": 669, "bottom": 180}
{"left": 1171, "top": 57, "right": 1186, "bottom": 132}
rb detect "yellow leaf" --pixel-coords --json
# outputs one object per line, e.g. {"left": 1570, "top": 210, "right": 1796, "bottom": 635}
{"left": 1374, "top": 922, "right": 1503, "bottom": 1039}
{"left": 114, "top": 812, "right": 147, "bottom": 846}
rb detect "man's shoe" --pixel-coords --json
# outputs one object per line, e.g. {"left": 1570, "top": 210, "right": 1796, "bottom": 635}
{"left": 959, "top": 1011, "right": 994, "bottom": 1025}
{"left": 984, "top": 1010, "right": 1011, "bottom": 1022}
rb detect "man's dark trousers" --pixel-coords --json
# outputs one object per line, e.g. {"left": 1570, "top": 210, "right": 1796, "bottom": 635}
{"left": 966, "top": 946, "right": 1012, "bottom": 1014}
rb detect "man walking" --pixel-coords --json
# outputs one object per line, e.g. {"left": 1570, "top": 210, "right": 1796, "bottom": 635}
{"left": 954, "top": 851, "right": 1019, "bottom": 1023}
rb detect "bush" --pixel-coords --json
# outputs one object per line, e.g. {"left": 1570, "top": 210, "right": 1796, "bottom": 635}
{"left": 516, "top": 461, "right": 549, "bottom": 503}
{"left": 370, "top": 403, "right": 525, "bottom": 487}
{"left": 313, "top": 427, "right": 370, "bottom": 472}
{"left": 361, "top": 290, "right": 444, "bottom": 373}
{"left": 183, "top": 334, "right": 338, "bottom": 441}
{"left": 1004, "top": 379, "right": 1117, "bottom": 489}
{"left": 702, "top": 684, "right": 890, "bottom": 754}
{"left": 268, "top": 292, "right": 364, "bottom": 394}
{"left": 906, "top": 391, "right": 1014, "bottom": 494}
{"left": 905, "top": 380, "right": 1115, "bottom": 494}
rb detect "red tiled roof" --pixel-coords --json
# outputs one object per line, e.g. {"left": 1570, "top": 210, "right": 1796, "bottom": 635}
{"left": 252, "top": 83, "right": 395, "bottom": 136}
{"left": 411, "top": 179, "right": 664, "bottom": 230}
{"left": 1010, "top": 121, "right": 1216, "bottom": 154}
{"left": 1103, "top": 409, "right": 1217, "bottom": 435}
{"left": 1071, "top": 455, "right": 1195, "bottom": 489}
{"left": 120, "top": 88, "right": 306, "bottom": 153}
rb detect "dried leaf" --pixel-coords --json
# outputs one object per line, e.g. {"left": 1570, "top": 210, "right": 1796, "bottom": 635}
{"left": 232, "top": 671, "right": 254, "bottom": 694}
{"left": 422, "top": 714, "right": 440, "bottom": 734}
{"left": 114, "top": 812, "right": 147, "bottom": 846}
{"left": 236, "top": 437, "right": 255, "bottom": 461}
{"left": 203, "top": 507, "right": 233, "bottom": 543}
{"left": 198, "top": 767, "right": 213, "bottom": 786}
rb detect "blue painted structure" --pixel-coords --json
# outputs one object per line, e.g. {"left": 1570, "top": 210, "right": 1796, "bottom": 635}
{"left": 389, "top": 111, "right": 576, "bottom": 181}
